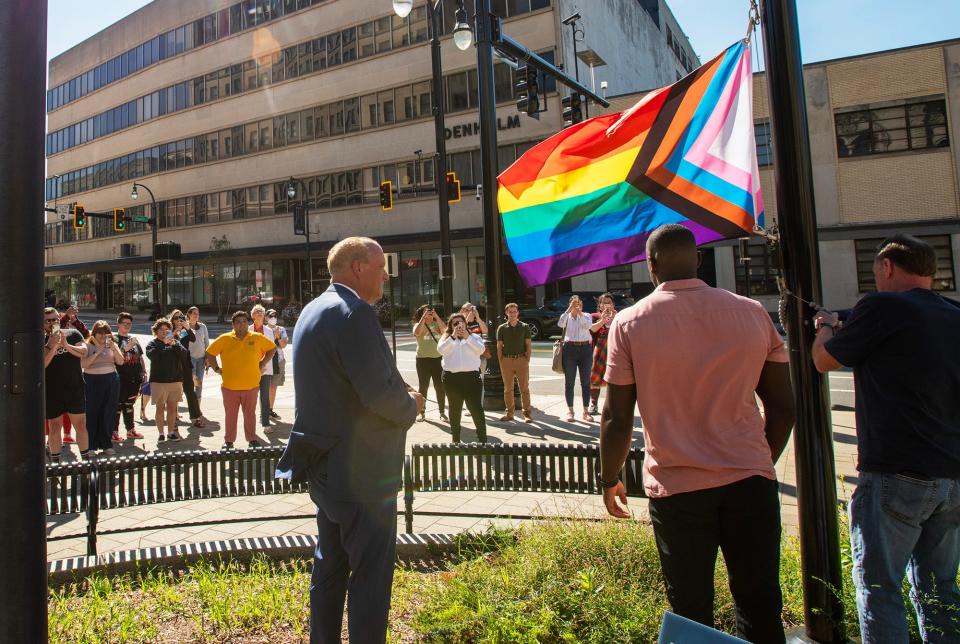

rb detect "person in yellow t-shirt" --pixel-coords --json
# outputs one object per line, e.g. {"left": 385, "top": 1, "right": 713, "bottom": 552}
{"left": 205, "top": 310, "right": 276, "bottom": 449}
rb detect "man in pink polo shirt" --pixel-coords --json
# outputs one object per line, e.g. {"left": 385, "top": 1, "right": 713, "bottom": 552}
{"left": 599, "top": 224, "right": 795, "bottom": 643}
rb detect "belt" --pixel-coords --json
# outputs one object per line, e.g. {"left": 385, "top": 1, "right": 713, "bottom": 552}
{"left": 503, "top": 354, "right": 527, "bottom": 358}
{"left": 564, "top": 341, "right": 591, "bottom": 345}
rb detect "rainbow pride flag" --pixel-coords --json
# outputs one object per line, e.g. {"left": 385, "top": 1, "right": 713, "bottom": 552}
{"left": 497, "top": 41, "right": 764, "bottom": 286}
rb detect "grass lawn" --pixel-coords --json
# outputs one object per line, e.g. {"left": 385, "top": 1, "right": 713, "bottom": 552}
{"left": 51, "top": 517, "right": 938, "bottom": 643}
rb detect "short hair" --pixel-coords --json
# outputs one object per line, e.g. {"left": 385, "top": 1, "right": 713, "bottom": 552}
{"left": 875, "top": 234, "right": 937, "bottom": 277}
{"left": 646, "top": 224, "right": 696, "bottom": 260}
{"left": 504, "top": 302, "right": 519, "bottom": 311}
{"left": 327, "top": 236, "right": 379, "bottom": 277}
{"left": 44, "top": 307, "right": 58, "bottom": 317}
{"left": 231, "top": 310, "right": 249, "bottom": 323}
{"left": 250, "top": 304, "right": 266, "bottom": 316}
{"left": 117, "top": 312, "right": 133, "bottom": 324}
{"left": 186, "top": 306, "right": 199, "bottom": 316}
{"left": 151, "top": 318, "right": 171, "bottom": 334}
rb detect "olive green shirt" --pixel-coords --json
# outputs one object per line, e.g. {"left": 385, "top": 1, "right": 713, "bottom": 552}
{"left": 415, "top": 322, "right": 442, "bottom": 359}
{"left": 496, "top": 321, "right": 532, "bottom": 357}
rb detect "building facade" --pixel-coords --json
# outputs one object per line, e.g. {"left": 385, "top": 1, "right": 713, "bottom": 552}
{"left": 43, "top": 0, "right": 697, "bottom": 315}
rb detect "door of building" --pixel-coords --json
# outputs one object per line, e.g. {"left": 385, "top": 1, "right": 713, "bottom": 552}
{"left": 110, "top": 283, "right": 125, "bottom": 311}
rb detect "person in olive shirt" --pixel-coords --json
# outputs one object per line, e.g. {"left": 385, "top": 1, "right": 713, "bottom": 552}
{"left": 496, "top": 302, "right": 534, "bottom": 423}
{"left": 413, "top": 304, "right": 448, "bottom": 422}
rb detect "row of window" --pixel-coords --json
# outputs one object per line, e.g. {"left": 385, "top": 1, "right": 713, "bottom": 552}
{"left": 45, "top": 55, "right": 554, "bottom": 201}
{"left": 46, "top": 0, "right": 551, "bottom": 114}
{"left": 47, "top": 0, "right": 332, "bottom": 112}
{"left": 665, "top": 25, "right": 696, "bottom": 75}
{"left": 836, "top": 98, "right": 949, "bottom": 158}
{"left": 44, "top": 140, "right": 540, "bottom": 247}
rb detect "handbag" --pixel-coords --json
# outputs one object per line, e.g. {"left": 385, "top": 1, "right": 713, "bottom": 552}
{"left": 551, "top": 339, "right": 564, "bottom": 374}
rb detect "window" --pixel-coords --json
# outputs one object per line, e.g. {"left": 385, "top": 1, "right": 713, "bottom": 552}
{"left": 375, "top": 17, "right": 392, "bottom": 54}
{"left": 855, "top": 235, "right": 955, "bottom": 292}
{"left": 755, "top": 121, "right": 773, "bottom": 167}
{"left": 341, "top": 27, "right": 358, "bottom": 63}
{"left": 447, "top": 72, "right": 469, "bottom": 112}
{"left": 606, "top": 265, "right": 633, "bottom": 293}
{"left": 734, "top": 239, "right": 780, "bottom": 296}
{"left": 836, "top": 99, "right": 949, "bottom": 158}
{"left": 378, "top": 89, "right": 395, "bottom": 125}
{"left": 362, "top": 93, "right": 379, "bottom": 129}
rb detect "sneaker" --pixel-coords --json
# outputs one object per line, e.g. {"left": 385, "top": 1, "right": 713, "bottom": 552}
{"left": 269, "top": 410, "right": 281, "bottom": 420}
{"left": 62, "top": 434, "right": 76, "bottom": 445}
{"left": 222, "top": 442, "right": 234, "bottom": 450}
{"left": 157, "top": 434, "right": 166, "bottom": 443}
{"left": 588, "top": 404, "right": 599, "bottom": 415}
{"left": 167, "top": 432, "right": 182, "bottom": 442}
{"left": 139, "top": 414, "right": 149, "bottom": 423}
{"left": 192, "top": 418, "right": 206, "bottom": 428}
{"left": 523, "top": 413, "right": 534, "bottom": 423}
{"left": 111, "top": 431, "right": 122, "bottom": 443}
{"left": 417, "top": 413, "right": 425, "bottom": 422}
{"left": 248, "top": 439, "right": 262, "bottom": 448}
{"left": 80, "top": 450, "right": 94, "bottom": 461}
{"left": 49, "top": 452, "right": 61, "bottom": 464}
{"left": 126, "top": 429, "right": 145, "bottom": 439}
{"left": 439, "top": 413, "right": 449, "bottom": 422}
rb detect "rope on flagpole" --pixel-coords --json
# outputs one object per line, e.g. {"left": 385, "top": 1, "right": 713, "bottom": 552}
{"left": 743, "top": 0, "right": 761, "bottom": 44}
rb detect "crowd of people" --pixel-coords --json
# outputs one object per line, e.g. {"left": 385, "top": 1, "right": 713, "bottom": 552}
{"left": 43, "top": 304, "right": 288, "bottom": 459}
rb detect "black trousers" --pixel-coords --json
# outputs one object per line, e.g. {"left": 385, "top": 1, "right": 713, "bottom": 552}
{"left": 441, "top": 370, "right": 486, "bottom": 443}
{"left": 308, "top": 479, "right": 397, "bottom": 644}
{"left": 415, "top": 356, "right": 444, "bottom": 414}
{"left": 648, "top": 475, "right": 785, "bottom": 643}
{"left": 183, "top": 374, "right": 202, "bottom": 420}
{"left": 116, "top": 376, "right": 141, "bottom": 431}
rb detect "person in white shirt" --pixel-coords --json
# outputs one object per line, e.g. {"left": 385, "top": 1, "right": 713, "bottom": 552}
{"left": 558, "top": 295, "right": 594, "bottom": 423}
{"left": 250, "top": 304, "right": 276, "bottom": 430}
{"left": 186, "top": 307, "right": 210, "bottom": 401}
{"left": 437, "top": 313, "right": 487, "bottom": 443}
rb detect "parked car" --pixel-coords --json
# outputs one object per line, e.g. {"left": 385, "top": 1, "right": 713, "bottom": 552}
{"left": 132, "top": 289, "right": 152, "bottom": 311}
{"left": 520, "top": 292, "right": 635, "bottom": 340}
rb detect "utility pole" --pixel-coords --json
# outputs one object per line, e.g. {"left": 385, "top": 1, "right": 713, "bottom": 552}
{"left": 760, "top": 1, "right": 846, "bottom": 641}
{"left": 0, "top": 1, "right": 49, "bottom": 640}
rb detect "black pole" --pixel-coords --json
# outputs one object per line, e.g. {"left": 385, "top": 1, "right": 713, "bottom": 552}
{"left": 133, "top": 182, "right": 159, "bottom": 317}
{"left": 566, "top": 17, "right": 589, "bottom": 119}
{"left": 428, "top": 0, "right": 454, "bottom": 316}
{"left": 475, "top": 0, "right": 505, "bottom": 410}
{"left": 289, "top": 177, "right": 312, "bottom": 301}
{"left": 759, "top": 2, "right": 846, "bottom": 641}
{"left": 0, "top": 1, "right": 48, "bottom": 640}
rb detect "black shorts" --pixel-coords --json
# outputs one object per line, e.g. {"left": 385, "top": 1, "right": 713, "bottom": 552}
{"left": 46, "top": 385, "right": 86, "bottom": 419}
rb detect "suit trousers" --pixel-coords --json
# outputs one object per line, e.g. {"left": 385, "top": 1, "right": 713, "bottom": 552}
{"left": 308, "top": 476, "right": 398, "bottom": 644}
{"left": 648, "top": 475, "right": 785, "bottom": 643}
{"left": 499, "top": 356, "right": 531, "bottom": 415}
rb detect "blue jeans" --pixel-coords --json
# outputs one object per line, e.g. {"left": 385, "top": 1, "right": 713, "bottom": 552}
{"left": 190, "top": 357, "right": 206, "bottom": 399}
{"left": 850, "top": 471, "right": 960, "bottom": 643}
{"left": 562, "top": 343, "right": 592, "bottom": 408}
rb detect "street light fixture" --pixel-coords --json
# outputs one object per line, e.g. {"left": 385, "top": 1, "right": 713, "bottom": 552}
{"left": 392, "top": 0, "right": 414, "bottom": 18}
{"left": 453, "top": 6, "right": 473, "bottom": 50}
{"left": 130, "top": 182, "right": 161, "bottom": 318}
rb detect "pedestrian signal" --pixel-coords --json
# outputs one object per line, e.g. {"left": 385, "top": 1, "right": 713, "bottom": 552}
{"left": 113, "top": 208, "right": 126, "bottom": 232}
{"left": 561, "top": 93, "right": 583, "bottom": 128}
{"left": 379, "top": 181, "right": 393, "bottom": 211}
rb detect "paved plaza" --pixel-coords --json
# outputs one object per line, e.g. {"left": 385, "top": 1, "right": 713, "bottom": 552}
{"left": 46, "top": 315, "right": 862, "bottom": 561}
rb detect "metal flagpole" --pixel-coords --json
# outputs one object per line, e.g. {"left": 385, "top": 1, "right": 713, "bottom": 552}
{"left": 759, "top": 1, "right": 847, "bottom": 641}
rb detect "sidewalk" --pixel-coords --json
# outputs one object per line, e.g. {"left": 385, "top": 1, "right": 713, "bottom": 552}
{"left": 46, "top": 353, "right": 861, "bottom": 560}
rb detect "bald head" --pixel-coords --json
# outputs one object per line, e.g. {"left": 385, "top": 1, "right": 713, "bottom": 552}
{"left": 646, "top": 224, "right": 699, "bottom": 284}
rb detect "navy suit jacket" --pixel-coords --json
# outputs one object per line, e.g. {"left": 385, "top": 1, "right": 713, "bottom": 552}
{"left": 276, "top": 283, "right": 417, "bottom": 502}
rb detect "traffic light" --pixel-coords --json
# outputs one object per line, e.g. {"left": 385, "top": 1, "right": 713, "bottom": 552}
{"left": 72, "top": 204, "right": 86, "bottom": 229}
{"left": 113, "top": 207, "right": 126, "bottom": 232}
{"left": 515, "top": 66, "right": 540, "bottom": 118}
{"left": 292, "top": 203, "right": 306, "bottom": 235}
{"left": 561, "top": 93, "right": 583, "bottom": 128}
{"left": 379, "top": 180, "right": 393, "bottom": 211}
{"left": 445, "top": 172, "right": 461, "bottom": 203}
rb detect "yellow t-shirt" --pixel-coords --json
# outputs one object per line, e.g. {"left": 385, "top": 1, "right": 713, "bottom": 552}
{"left": 206, "top": 331, "right": 276, "bottom": 391}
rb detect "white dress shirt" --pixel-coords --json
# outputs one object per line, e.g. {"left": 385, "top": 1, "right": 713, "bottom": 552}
{"left": 437, "top": 333, "right": 486, "bottom": 372}
{"left": 558, "top": 312, "right": 593, "bottom": 342}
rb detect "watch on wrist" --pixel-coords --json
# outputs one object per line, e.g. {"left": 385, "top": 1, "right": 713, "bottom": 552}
{"left": 596, "top": 472, "right": 620, "bottom": 489}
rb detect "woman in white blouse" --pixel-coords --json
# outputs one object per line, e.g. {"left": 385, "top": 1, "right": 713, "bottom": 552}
{"left": 558, "top": 295, "right": 594, "bottom": 423}
{"left": 437, "top": 313, "right": 488, "bottom": 443}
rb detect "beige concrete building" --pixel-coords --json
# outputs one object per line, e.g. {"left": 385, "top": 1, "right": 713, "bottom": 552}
{"left": 587, "top": 38, "right": 960, "bottom": 310}
{"left": 43, "top": 0, "right": 697, "bottom": 314}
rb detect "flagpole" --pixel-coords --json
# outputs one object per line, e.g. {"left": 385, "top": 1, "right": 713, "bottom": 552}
{"left": 759, "top": 1, "right": 846, "bottom": 641}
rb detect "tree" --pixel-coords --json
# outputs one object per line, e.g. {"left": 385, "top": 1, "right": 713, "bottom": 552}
{"left": 207, "top": 235, "right": 232, "bottom": 323}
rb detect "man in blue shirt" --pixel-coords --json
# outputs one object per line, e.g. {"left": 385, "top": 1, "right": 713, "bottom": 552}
{"left": 813, "top": 234, "right": 960, "bottom": 643}
{"left": 276, "top": 236, "right": 424, "bottom": 643}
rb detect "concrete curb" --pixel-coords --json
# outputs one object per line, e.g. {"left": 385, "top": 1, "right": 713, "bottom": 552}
{"left": 48, "top": 533, "right": 457, "bottom": 587}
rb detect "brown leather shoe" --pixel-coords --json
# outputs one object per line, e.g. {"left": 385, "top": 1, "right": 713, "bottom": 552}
{"left": 499, "top": 413, "right": 515, "bottom": 422}
{"left": 523, "top": 413, "right": 534, "bottom": 423}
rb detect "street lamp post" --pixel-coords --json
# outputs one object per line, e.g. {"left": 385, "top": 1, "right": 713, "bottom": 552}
{"left": 393, "top": 0, "right": 466, "bottom": 316}
{"left": 130, "top": 182, "right": 160, "bottom": 317}
{"left": 286, "top": 177, "right": 312, "bottom": 300}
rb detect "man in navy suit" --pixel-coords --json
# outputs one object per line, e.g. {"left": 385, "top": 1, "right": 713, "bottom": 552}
{"left": 276, "top": 236, "right": 424, "bottom": 643}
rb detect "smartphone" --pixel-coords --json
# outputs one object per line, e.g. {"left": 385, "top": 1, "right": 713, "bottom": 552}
{"left": 51, "top": 322, "right": 60, "bottom": 334}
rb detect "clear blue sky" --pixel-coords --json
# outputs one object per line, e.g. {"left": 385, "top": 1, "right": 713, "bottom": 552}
{"left": 48, "top": 1, "right": 960, "bottom": 68}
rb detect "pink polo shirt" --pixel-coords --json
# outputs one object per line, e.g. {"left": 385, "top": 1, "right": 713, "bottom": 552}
{"left": 604, "top": 279, "right": 788, "bottom": 497}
